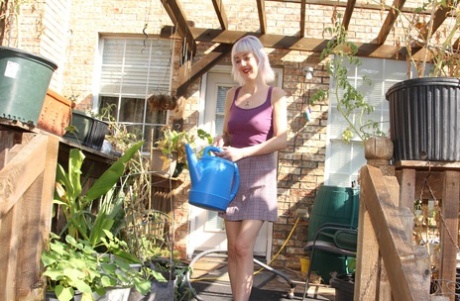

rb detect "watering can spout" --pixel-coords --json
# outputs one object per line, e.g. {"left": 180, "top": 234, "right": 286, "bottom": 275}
{"left": 185, "top": 144, "right": 199, "bottom": 183}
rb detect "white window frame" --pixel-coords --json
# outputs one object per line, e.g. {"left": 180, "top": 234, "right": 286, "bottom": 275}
{"left": 324, "top": 57, "right": 412, "bottom": 187}
{"left": 93, "top": 36, "right": 174, "bottom": 152}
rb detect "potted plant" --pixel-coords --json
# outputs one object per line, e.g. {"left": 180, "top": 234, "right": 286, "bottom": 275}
{"left": 63, "top": 110, "right": 110, "bottom": 151}
{"left": 151, "top": 126, "right": 212, "bottom": 177}
{"left": 129, "top": 257, "right": 194, "bottom": 301}
{"left": 42, "top": 233, "right": 101, "bottom": 301}
{"left": 42, "top": 232, "right": 154, "bottom": 301}
{"left": 53, "top": 141, "right": 144, "bottom": 244}
{"left": 45, "top": 141, "right": 157, "bottom": 300}
{"left": 310, "top": 13, "right": 391, "bottom": 155}
{"left": 147, "top": 92, "right": 178, "bottom": 111}
{"left": 384, "top": 0, "right": 460, "bottom": 162}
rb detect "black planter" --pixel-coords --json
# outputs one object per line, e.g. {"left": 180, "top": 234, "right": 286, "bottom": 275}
{"left": 64, "top": 111, "right": 109, "bottom": 151}
{"left": 330, "top": 274, "right": 354, "bottom": 301}
{"left": 386, "top": 77, "right": 460, "bottom": 162}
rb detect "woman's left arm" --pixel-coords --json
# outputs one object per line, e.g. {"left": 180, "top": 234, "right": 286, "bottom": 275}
{"left": 222, "top": 87, "right": 288, "bottom": 161}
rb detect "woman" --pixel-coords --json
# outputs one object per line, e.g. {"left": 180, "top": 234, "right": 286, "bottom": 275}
{"left": 213, "top": 35, "right": 288, "bottom": 301}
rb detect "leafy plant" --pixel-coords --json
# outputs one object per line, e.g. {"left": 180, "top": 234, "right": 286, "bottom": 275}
{"left": 54, "top": 140, "right": 143, "bottom": 247}
{"left": 384, "top": 0, "right": 460, "bottom": 78}
{"left": 147, "top": 258, "right": 195, "bottom": 301}
{"left": 310, "top": 12, "right": 386, "bottom": 142}
{"left": 154, "top": 126, "right": 213, "bottom": 165}
{"left": 42, "top": 232, "right": 155, "bottom": 301}
{"left": 154, "top": 126, "right": 195, "bottom": 164}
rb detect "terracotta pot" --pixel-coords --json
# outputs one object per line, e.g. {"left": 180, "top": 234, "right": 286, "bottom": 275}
{"left": 150, "top": 148, "right": 177, "bottom": 176}
{"left": 38, "top": 89, "right": 75, "bottom": 136}
{"left": 364, "top": 136, "right": 393, "bottom": 163}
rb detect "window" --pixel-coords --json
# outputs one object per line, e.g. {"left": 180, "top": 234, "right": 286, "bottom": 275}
{"left": 97, "top": 37, "right": 173, "bottom": 152}
{"left": 325, "top": 57, "right": 411, "bottom": 186}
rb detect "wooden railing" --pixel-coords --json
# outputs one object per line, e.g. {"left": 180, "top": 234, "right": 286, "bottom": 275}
{"left": 356, "top": 139, "right": 451, "bottom": 301}
{"left": 0, "top": 129, "right": 59, "bottom": 301}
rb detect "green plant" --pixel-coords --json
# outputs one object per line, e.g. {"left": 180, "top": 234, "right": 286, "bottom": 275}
{"left": 42, "top": 232, "right": 155, "bottom": 301}
{"left": 147, "top": 258, "right": 195, "bottom": 301}
{"left": 154, "top": 126, "right": 213, "bottom": 165}
{"left": 384, "top": 0, "right": 460, "bottom": 78}
{"left": 123, "top": 209, "right": 174, "bottom": 262}
{"left": 154, "top": 126, "right": 194, "bottom": 164}
{"left": 42, "top": 233, "right": 102, "bottom": 301}
{"left": 310, "top": 13, "right": 386, "bottom": 142}
{"left": 54, "top": 141, "right": 144, "bottom": 246}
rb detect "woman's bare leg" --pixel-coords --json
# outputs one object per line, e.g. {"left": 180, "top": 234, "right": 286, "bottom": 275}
{"left": 225, "top": 219, "right": 264, "bottom": 301}
{"left": 225, "top": 220, "right": 241, "bottom": 297}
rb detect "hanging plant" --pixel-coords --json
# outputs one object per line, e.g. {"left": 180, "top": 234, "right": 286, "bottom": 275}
{"left": 147, "top": 93, "right": 178, "bottom": 111}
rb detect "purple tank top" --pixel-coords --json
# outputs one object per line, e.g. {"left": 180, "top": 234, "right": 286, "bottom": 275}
{"left": 227, "top": 86, "right": 274, "bottom": 148}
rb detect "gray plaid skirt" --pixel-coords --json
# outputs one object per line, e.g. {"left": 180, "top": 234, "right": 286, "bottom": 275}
{"left": 219, "top": 152, "right": 278, "bottom": 222}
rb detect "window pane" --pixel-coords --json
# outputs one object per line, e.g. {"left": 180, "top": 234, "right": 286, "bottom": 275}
{"left": 98, "top": 37, "right": 172, "bottom": 152}
{"left": 205, "top": 211, "right": 225, "bottom": 231}
{"left": 326, "top": 57, "right": 405, "bottom": 186}
{"left": 144, "top": 125, "right": 165, "bottom": 152}
{"left": 216, "top": 86, "right": 228, "bottom": 113}
{"left": 215, "top": 116, "right": 225, "bottom": 136}
{"left": 215, "top": 86, "right": 230, "bottom": 135}
{"left": 99, "top": 96, "right": 119, "bottom": 115}
{"left": 146, "top": 109, "right": 167, "bottom": 124}
{"left": 119, "top": 97, "right": 145, "bottom": 123}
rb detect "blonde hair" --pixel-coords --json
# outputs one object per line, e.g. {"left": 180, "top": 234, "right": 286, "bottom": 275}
{"left": 231, "top": 35, "right": 275, "bottom": 85}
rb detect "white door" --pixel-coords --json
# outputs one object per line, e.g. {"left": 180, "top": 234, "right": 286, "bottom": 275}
{"left": 186, "top": 66, "right": 282, "bottom": 260}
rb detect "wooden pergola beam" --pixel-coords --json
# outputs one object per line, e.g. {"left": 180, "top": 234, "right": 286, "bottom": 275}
{"left": 211, "top": 0, "right": 228, "bottom": 30}
{"left": 256, "top": 0, "right": 267, "bottom": 34}
{"left": 300, "top": 0, "right": 306, "bottom": 37}
{"left": 176, "top": 44, "right": 232, "bottom": 96}
{"left": 375, "top": 0, "right": 407, "bottom": 45}
{"left": 342, "top": 0, "right": 356, "bottom": 30}
{"left": 160, "top": 0, "right": 196, "bottom": 55}
{"left": 188, "top": 27, "right": 407, "bottom": 60}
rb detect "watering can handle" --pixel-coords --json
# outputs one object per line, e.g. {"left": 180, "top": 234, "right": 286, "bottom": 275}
{"left": 202, "top": 145, "right": 239, "bottom": 200}
{"left": 229, "top": 163, "right": 240, "bottom": 200}
{"left": 203, "top": 145, "right": 222, "bottom": 157}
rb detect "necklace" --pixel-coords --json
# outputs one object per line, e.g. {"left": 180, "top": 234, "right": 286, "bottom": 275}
{"left": 243, "top": 87, "right": 255, "bottom": 107}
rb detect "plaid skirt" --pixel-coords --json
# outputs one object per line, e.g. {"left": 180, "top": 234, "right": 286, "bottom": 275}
{"left": 219, "top": 152, "right": 278, "bottom": 222}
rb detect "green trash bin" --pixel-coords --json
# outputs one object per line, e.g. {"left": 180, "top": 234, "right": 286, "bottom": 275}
{"left": 307, "top": 185, "right": 359, "bottom": 283}
{"left": 0, "top": 46, "right": 57, "bottom": 125}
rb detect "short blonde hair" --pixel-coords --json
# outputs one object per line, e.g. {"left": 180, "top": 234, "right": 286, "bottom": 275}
{"left": 231, "top": 35, "right": 275, "bottom": 85}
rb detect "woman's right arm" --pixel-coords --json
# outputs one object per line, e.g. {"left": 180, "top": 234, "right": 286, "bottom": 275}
{"left": 213, "top": 87, "right": 236, "bottom": 147}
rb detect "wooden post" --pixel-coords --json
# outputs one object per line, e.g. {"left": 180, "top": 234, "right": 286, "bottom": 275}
{"left": 354, "top": 192, "right": 381, "bottom": 300}
{"left": 356, "top": 137, "right": 395, "bottom": 301}
{"left": 0, "top": 132, "right": 58, "bottom": 301}
{"left": 439, "top": 171, "right": 460, "bottom": 301}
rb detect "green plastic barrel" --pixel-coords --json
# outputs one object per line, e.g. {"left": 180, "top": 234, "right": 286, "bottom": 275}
{"left": 307, "top": 185, "right": 359, "bottom": 283}
{"left": 0, "top": 46, "right": 57, "bottom": 125}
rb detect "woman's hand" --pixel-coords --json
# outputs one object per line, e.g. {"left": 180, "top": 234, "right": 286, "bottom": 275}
{"left": 214, "top": 146, "right": 245, "bottom": 162}
{"left": 213, "top": 134, "right": 226, "bottom": 148}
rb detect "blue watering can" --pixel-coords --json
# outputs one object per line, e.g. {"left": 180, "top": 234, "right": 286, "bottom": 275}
{"left": 185, "top": 144, "right": 240, "bottom": 211}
